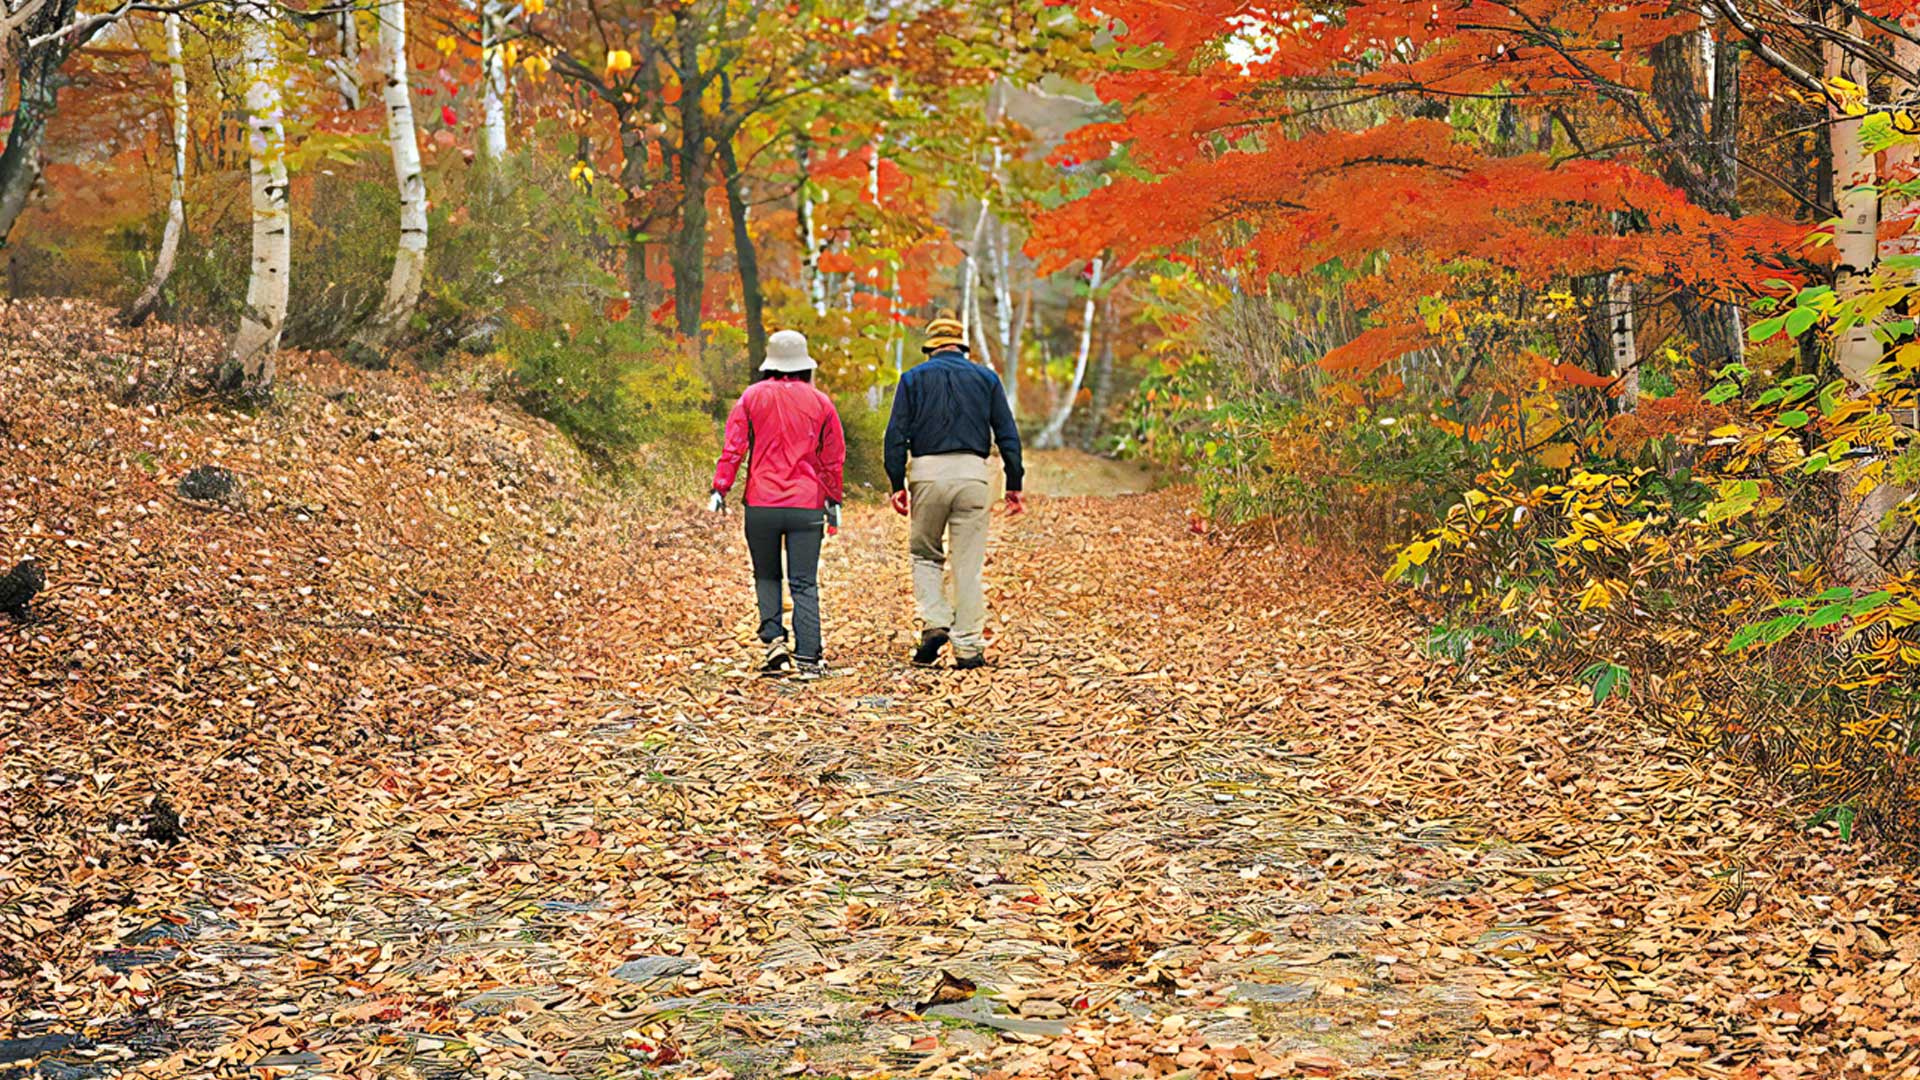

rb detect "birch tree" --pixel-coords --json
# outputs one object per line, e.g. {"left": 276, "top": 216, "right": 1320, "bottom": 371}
{"left": 479, "top": 0, "right": 507, "bottom": 161}
{"left": 225, "top": 0, "right": 291, "bottom": 390}
{"left": 796, "top": 136, "right": 826, "bottom": 316}
{"left": 1825, "top": 11, "right": 1894, "bottom": 581}
{"left": 325, "top": 6, "right": 362, "bottom": 109}
{"left": 1036, "top": 256, "right": 1103, "bottom": 449}
{"left": 1605, "top": 273, "right": 1637, "bottom": 410}
{"left": 121, "top": 11, "right": 187, "bottom": 327}
{"left": 348, "top": 0, "right": 427, "bottom": 358}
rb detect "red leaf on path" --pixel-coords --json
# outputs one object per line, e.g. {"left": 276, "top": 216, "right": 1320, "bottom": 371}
{"left": 441, "top": 105, "right": 458, "bottom": 126}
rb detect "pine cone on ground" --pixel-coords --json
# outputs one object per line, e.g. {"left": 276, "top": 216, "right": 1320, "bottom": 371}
{"left": 0, "top": 559, "right": 43, "bottom": 620}
{"left": 177, "top": 465, "right": 243, "bottom": 507}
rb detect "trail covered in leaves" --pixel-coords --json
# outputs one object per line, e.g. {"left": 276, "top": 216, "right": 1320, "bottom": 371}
{"left": 6, "top": 306, "right": 1920, "bottom": 1078}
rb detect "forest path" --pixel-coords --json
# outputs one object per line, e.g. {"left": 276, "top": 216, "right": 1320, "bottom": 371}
{"left": 17, "top": 485, "right": 1908, "bottom": 1080}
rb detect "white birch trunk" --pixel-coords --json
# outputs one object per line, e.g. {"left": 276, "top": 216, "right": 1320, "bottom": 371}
{"left": 1036, "top": 257, "right": 1103, "bottom": 449}
{"left": 122, "top": 11, "right": 186, "bottom": 326}
{"left": 479, "top": 0, "right": 507, "bottom": 161}
{"left": 970, "top": 272, "right": 994, "bottom": 366}
{"left": 990, "top": 150, "right": 1015, "bottom": 368}
{"left": 327, "top": 7, "right": 361, "bottom": 110}
{"left": 961, "top": 192, "right": 989, "bottom": 354}
{"left": 227, "top": 0, "right": 290, "bottom": 387}
{"left": 1606, "top": 273, "right": 1638, "bottom": 410}
{"left": 797, "top": 143, "right": 826, "bottom": 316}
{"left": 1832, "top": 58, "right": 1879, "bottom": 389}
{"left": 1831, "top": 21, "right": 1892, "bottom": 580}
{"left": 1008, "top": 287, "right": 1030, "bottom": 419}
{"left": 351, "top": 0, "right": 427, "bottom": 355}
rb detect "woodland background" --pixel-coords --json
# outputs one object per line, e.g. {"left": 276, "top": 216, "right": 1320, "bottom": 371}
{"left": 14, "top": 0, "right": 1920, "bottom": 848}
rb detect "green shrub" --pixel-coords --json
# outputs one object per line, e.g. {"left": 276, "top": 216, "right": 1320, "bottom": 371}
{"left": 836, "top": 390, "right": 893, "bottom": 499}
{"left": 502, "top": 301, "right": 712, "bottom": 474}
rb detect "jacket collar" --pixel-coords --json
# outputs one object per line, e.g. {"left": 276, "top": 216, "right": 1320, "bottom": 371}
{"left": 926, "top": 347, "right": 970, "bottom": 363}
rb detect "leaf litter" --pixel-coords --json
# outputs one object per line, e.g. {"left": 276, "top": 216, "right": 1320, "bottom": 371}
{"left": 2, "top": 300, "right": 1919, "bottom": 1078}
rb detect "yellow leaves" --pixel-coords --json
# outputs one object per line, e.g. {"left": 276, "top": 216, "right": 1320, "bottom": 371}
{"left": 523, "top": 53, "right": 551, "bottom": 78}
{"left": 523, "top": 0, "right": 544, "bottom": 11}
{"left": 569, "top": 161, "right": 595, "bottom": 187}
{"left": 1537, "top": 443, "right": 1577, "bottom": 470}
{"left": 1578, "top": 580, "right": 1613, "bottom": 611}
{"left": 606, "top": 48, "right": 634, "bottom": 74}
{"left": 434, "top": 34, "right": 458, "bottom": 55}
{"left": 1829, "top": 75, "right": 1869, "bottom": 116}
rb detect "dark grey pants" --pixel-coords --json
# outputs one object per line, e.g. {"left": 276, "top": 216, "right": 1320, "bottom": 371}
{"left": 744, "top": 506, "right": 825, "bottom": 660}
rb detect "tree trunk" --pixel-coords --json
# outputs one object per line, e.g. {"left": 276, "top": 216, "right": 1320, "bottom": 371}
{"left": 0, "top": 0, "right": 79, "bottom": 247}
{"left": 1830, "top": 13, "right": 1890, "bottom": 581}
{"left": 1651, "top": 11, "right": 1744, "bottom": 367}
{"left": 669, "top": 29, "right": 709, "bottom": 340}
{"left": 717, "top": 133, "right": 765, "bottom": 366}
{"left": 327, "top": 6, "right": 362, "bottom": 110}
{"left": 1008, "top": 286, "right": 1030, "bottom": 420}
{"left": 121, "top": 11, "right": 187, "bottom": 327}
{"left": 1036, "top": 257, "right": 1104, "bottom": 449}
{"left": 961, "top": 190, "right": 988, "bottom": 343}
{"left": 616, "top": 117, "right": 659, "bottom": 317}
{"left": 1083, "top": 300, "right": 1117, "bottom": 450}
{"left": 349, "top": 0, "right": 427, "bottom": 358}
{"left": 671, "top": 136, "right": 712, "bottom": 339}
{"left": 970, "top": 276, "right": 995, "bottom": 368}
{"left": 1606, "top": 273, "right": 1638, "bottom": 410}
{"left": 225, "top": 0, "right": 291, "bottom": 389}
{"left": 479, "top": 0, "right": 507, "bottom": 161}
{"left": 796, "top": 136, "right": 825, "bottom": 316}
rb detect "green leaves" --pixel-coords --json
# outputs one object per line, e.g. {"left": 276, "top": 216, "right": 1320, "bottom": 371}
{"left": 1747, "top": 315, "right": 1786, "bottom": 343}
{"left": 1751, "top": 287, "right": 1835, "bottom": 342}
{"left": 1725, "top": 588, "right": 1892, "bottom": 653}
{"left": 1581, "top": 661, "right": 1630, "bottom": 706}
{"left": 1807, "top": 801, "right": 1859, "bottom": 842}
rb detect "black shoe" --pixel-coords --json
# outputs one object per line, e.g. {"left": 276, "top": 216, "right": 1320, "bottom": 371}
{"left": 954, "top": 654, "right": 986, "bottom": 671}
{"left": 913, "top": 629, "right": 950, "bottom": 667}
{"left": 761, "top": 638, "right": 792, "bottom": 675}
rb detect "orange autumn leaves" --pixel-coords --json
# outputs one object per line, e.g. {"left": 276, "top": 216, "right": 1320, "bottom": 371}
{"left": 1030, "top": 0, "right": 1808, "bottom": 396}
{"left": 1031, "top": 118, "right": 1801, "bottom": 306}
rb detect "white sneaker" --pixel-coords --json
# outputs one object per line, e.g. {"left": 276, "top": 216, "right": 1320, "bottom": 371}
{"left": 761, "top": 639, "right": 792, "bottom": 675}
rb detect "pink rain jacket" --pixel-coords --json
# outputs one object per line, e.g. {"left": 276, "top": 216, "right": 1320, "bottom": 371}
{"left": 712, "top": 379, "right": 847, "bottom": 509}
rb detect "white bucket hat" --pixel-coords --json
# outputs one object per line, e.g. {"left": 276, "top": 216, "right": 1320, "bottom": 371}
{"left": 761, "top": 329, "right": 817, "bottom": 373}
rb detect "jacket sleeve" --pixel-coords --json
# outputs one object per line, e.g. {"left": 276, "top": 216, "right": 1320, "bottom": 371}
{"left": 988, "top": 372, "right": 1024, "bottom": 493}
{"left": 713, "top": 391, "right": 751, "bottom": 495}
{"left": 882, "top": 372, "right": 912, "bottom": 493}
{"left": 819, "top": 395, "right": 847, "bottom": 504}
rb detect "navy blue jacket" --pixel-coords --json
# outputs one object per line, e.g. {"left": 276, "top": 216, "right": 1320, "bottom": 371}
{"left": 883, "top": 349, "right": 1024, "bottom": 493}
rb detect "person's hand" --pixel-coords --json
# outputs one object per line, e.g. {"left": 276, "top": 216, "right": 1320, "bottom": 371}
{"left": 825, "top": 501, "right": 842, "bottom": 535}
{"left": 707, "top": 490, "right": 725, "bottom": 513}
{"left": 890, "top": 489, "right": 911, "bottom": 516}
{"left": 1005, "top": 491, "right": 1026, "bottom": 517}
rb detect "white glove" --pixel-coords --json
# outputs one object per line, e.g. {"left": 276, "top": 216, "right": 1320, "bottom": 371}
{"left": 707, "top": 491, "right": 725, "bottom": 513}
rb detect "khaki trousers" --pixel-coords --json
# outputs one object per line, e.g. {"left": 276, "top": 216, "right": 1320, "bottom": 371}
{"left": 909, "top": 453, "right": 992, "bottom": 657}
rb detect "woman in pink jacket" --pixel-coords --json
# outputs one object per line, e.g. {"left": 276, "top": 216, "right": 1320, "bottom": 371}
{"left": 711, "top": 330, "right": 847, "bottom": 677}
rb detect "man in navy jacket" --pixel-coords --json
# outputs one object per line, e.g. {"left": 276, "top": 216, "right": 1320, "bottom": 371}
{"left": 884, "top": 312, "right": 1025, "bottom": 669}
